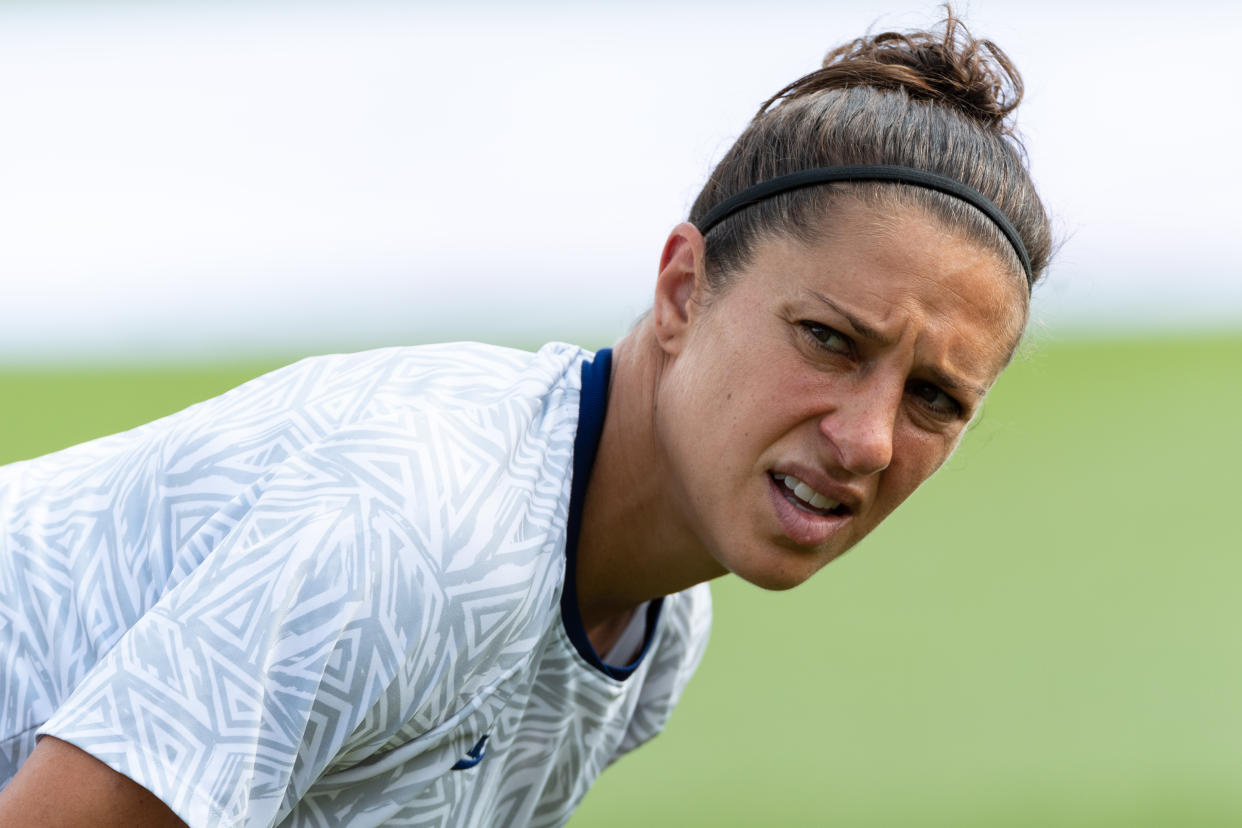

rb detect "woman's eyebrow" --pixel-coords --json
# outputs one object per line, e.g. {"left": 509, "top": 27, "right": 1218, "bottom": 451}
{"left": 807, "top": 290, "right": 893, "bottom": 346}
{"left": 925, "top": 366, "right": 988, "bottom": 401}
{"left": 807, "top": 290, "right": 988, "bottom": 399}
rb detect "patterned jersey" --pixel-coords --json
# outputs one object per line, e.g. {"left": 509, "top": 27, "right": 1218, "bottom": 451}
{"left": 0, "top": 342, "right": 712, "bottom": 827}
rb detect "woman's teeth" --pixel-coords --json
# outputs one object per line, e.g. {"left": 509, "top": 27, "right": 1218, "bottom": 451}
{"left": 773, "top": 473, "right": 840, "bottom": 512}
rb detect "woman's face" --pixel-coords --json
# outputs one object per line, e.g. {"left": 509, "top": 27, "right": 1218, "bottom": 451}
{"left": 652, "top": 199, "right": 1027, "bottom": 590}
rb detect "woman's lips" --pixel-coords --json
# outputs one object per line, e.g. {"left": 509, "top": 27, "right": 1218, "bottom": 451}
{"left": 767, "top": 472, "right": 851, "bottom": 547}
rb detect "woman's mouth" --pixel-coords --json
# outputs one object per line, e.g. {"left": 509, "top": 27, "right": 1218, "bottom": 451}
{"left": 771, "top": 473, "right": 849, "bottom": 517}
{"left": 767, "top": 472, "right": 852, "bottom": 547}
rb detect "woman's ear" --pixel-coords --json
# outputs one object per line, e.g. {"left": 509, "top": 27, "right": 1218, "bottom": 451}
{"left": 652, "top": 222, "right": 707, "bottom": 356}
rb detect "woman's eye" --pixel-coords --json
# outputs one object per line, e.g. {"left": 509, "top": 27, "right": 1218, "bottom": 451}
{"left": 908, "top": 381, "right": 961, "bottom": 417}
{"left": 800, "top": 322, "right": 852, "bottom": 355}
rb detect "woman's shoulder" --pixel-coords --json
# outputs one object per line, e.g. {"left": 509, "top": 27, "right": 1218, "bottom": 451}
{"left": 0, "top": 342, "right": 592, "bottom": 634}
{"left": 0, "top": 341, "right": 590, "bottom": 496}
{"left": 283, "top": 340, "right": 589, "bottom": 407}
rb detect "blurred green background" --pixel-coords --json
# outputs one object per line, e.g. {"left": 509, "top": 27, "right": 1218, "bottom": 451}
{"left": 3, "top": 333, "right": 1238, "bottom": 826}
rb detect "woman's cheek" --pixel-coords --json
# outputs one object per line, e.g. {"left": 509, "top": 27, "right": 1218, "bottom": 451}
{"left": 883, "top": 433, "right": 949, "bottom": 511}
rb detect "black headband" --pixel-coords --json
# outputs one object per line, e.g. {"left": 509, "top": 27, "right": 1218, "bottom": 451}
{"left": 693, "top": 164, "right": 1033, "bottom": 287}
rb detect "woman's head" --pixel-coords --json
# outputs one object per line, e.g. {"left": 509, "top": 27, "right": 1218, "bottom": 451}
{"left": 637, "top": 9, "right": 1051, "bottom": 590}
{"left": 688, "top": 9, "right": 1051, "bottom": 323}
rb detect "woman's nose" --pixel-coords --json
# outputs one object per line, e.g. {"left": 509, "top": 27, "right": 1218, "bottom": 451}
{"left": 818, "top": 378, "right": 899, "bottom": 477}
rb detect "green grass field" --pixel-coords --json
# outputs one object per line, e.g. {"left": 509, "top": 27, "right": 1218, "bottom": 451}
{"left": 3, "top": 334, "right": 1239, "bottom": 825}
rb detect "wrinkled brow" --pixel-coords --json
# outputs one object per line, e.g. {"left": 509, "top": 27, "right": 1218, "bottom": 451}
{"left": 807, "top": 289, "right": 989, "bottom": 399}
{"left": 807, "top": 290, "right": 895, "bottom": 348}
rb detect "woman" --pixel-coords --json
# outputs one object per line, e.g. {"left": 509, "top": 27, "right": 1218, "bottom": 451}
{"left": 0, "top": 11, "right": 1050, "bottom": 827}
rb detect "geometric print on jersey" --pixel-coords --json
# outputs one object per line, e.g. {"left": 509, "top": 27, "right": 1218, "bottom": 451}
{"left": 1, "top": 342, "right": 712, "bottom": 827}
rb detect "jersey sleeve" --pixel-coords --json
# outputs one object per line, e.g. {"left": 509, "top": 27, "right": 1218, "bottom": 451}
{"left": 610, "top": 583, "right": 712, "bottom": 764}
{"left": 36, "top": 418, "right": 552, "bottom": 828}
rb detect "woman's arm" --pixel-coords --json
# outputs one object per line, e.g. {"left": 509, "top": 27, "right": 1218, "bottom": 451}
{"left": 0, "top": 736, "right": 187, "bottom": 827}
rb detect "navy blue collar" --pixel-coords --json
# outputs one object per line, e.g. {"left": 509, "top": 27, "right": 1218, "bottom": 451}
{"left": 560, "top": 348, "right": 663, "bottom": 680}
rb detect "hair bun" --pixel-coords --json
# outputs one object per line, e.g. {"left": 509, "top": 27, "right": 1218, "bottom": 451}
{"left": 760, "top": 9, "right": 1023, "bottom": 136}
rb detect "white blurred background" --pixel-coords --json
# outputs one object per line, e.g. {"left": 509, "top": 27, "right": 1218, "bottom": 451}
{"left": 2, "top": 0, "right": 1239, "bottom": 362}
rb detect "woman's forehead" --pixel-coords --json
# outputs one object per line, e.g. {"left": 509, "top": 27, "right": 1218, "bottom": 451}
{"left": 808, "top": 193, "right": 1030, "bottom": 303}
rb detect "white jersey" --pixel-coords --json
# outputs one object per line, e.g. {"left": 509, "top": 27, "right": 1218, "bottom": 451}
{"left": 0, "top": 342, "right": 712, "bottom": 827}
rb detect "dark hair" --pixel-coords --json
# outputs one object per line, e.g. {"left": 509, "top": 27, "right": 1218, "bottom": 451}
{"left": 688, "top": 9, "right": 1052, "bottom": 302}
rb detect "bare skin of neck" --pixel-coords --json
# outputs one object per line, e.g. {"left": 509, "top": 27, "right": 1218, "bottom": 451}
{"left": 577, "top": 321, "right": 727, "bottom": 654}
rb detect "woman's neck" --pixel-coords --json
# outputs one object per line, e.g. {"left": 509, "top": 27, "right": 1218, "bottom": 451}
{"left": 574, "top": 327, "right": 727, "bottom": 634}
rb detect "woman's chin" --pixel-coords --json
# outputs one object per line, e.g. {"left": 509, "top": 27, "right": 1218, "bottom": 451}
{"left": 723, "top": 542, "right": 847, "bottom": 592}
